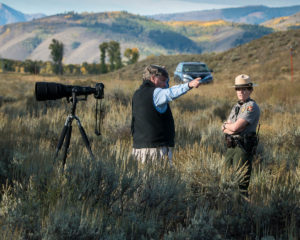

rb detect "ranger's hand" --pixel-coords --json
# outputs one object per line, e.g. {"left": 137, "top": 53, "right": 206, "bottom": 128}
{"left": 188, "top": 78, "right": 202, "bottom": 88}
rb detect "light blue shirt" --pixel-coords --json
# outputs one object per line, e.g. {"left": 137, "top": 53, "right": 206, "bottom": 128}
{"left": 153, "top": 83, "right": 190, "bottom": 113}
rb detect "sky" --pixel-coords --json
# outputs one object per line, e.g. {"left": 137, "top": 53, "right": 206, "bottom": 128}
{"left": 2, "top": 0, "right": 300, "bottom": 15}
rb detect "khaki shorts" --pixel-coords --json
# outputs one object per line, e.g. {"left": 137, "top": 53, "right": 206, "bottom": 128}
{"left": 132, "top": 146, "right": 173, "bottom": 165}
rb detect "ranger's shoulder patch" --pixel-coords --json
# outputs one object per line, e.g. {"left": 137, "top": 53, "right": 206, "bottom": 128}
{"left": 247, "top": 105, "right": 253, "bottom": 112}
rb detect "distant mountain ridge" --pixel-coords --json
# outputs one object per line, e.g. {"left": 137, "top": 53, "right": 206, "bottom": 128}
{"left": 1, "top": 3, "right": 300, "bottom": 64}
{"left": 150, "top": 5, "right": 300, "bottom": 24}
{"left": 0, "top": 11, "right": 273, "bottom": 64}
{"left": 0, "top": 2, "right": 45, "bottom": 26}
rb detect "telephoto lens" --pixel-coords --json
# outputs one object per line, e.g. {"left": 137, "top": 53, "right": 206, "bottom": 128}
{"left": 35, "top": 82, "right": 72, "bottom": 101}
{"left": 35, "top": 82, "right": 103, "bottom": 101}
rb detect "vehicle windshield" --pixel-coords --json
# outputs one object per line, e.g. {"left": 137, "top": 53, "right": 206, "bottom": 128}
{"left": 182, "top": 64, "right": 209, "bottom": 72}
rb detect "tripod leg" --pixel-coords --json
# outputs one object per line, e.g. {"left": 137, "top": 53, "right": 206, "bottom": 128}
{"left": 62, "top": 124, "right": 72, "bottom": 169}
{"left": 75, "top": 117, "right": 95, "bottom": 161}
{"left": 55, "top": 125, "right": 68, "bottom": 159}
{"left": 55, "top": 116, "right": 72, "bottom": 159}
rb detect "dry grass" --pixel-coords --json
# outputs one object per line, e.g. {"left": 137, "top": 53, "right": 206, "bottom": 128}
{"left": 1, "top": 27, "right": 300, "bottom": 240}
{"left": 0, "top": 29, "right": 300, "bottom": 238}
{"left": 0, "top": 70, "right": 299, "bottom": 239}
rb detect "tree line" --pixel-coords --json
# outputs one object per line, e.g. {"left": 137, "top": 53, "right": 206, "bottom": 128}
{"left": 0, "top": 39, "right": 139, "bottom": 75}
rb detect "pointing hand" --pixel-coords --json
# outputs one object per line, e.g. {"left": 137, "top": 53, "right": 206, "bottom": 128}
{"left": 188, "top": 78, "right": 202, "bottom": 88}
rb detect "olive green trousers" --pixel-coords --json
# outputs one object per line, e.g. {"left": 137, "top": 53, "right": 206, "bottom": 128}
{"left": 225, "top": 146, "right": 253, "bottom": 195}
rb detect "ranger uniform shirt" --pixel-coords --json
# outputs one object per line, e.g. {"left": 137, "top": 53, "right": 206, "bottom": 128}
{"left": 228, "top": 98, "right": 260, "bottom": 135}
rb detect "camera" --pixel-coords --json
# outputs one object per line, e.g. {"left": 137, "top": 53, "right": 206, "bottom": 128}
{"left": 34, "top": 81, "right": 105, "bottom": 168}
{"left": 35, "top": 82, "right": 104, "bottom": 101}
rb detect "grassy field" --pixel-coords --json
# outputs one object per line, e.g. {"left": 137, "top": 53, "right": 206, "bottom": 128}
{"left": 0, "top": 67, "right": 299, "bottom": 239}
{"left": 0, "top": 28, "right": 300, "bottom": 240}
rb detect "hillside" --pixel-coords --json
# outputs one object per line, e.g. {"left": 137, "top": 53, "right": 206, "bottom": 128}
{"left": 106, "top": 28, "right": 300, "bottom": 85}
{"left": 151, "top": 5, "right": 300, "bottom": 24}
{"left": 262, "top": 11, "right": 300, "bottom": 30}
{"left": 0, "top": 11, "right": 272, "bottom": 64}
{"left": 0, "top": 2, "right": 45, "bottom": 25}
{"left": 0, "top": 11, "right": 201, "bottom": 64}
{"left": 163, "top": 20, "right": 272, "bottom": 52}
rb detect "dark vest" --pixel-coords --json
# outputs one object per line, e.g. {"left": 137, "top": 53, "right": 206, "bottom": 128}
{"left": 131, "top": 80, "right": 175, "bottom": 148}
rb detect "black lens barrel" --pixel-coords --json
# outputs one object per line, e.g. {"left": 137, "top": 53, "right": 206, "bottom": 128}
{"left": 72, "top": 86, "right": 96, "bottom": 96}
{"left": 35, "top": 82, "right": 72, "bottom": 101}
{"left": 35, "top": 82, "right": 103, "bottom": 101}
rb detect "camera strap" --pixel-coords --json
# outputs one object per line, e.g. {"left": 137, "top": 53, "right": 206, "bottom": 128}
{"left": 95, "top": 99, "right": 103, "bottom": 136}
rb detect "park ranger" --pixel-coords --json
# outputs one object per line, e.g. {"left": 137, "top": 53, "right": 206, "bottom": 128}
{"left": 221, "top": 74, "right": 260, "bottom": 197}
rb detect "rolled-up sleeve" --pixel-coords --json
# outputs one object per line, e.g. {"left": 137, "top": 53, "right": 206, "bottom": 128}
{"left": 153, "top": 83, "right": 190, "bottom": 113}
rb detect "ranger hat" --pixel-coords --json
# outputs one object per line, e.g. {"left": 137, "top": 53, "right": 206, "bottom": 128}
{"left": 233, "top": 74, "right": 257, "bottom": 88}
{"left": 143, "top": 64, "right": 169, "bottom": 81}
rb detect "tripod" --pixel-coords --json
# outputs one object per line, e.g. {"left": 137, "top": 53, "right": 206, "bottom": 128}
{"left": 55, "top": 90, "right": 95, "bottom": 170}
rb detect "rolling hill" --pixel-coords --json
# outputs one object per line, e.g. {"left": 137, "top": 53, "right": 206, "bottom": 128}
{"left": 106, "top": 28, "right": 300, "bottom": 85}
{"left": 150, "top": 5, "right": 300, "bottom": 24}
{"left": 0, "top": 11, "right": 272, "bottom": 64}
{"left": 262, "top": 11, "right": 300, "bottom": 31}
{"left": 0, "top": 11, "right": 201, "bottom": 64}
{"left": 163, "top": 20, "right": 272, "bottom": 52}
